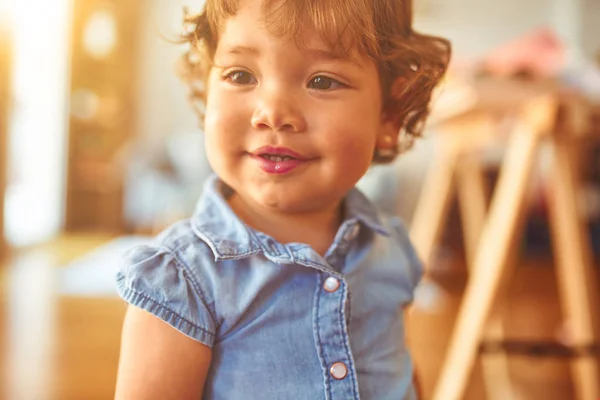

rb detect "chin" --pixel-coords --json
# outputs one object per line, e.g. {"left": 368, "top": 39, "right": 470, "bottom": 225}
{"left": 256, "top": 193, "right": 305, "bottom": 213}
{"left": 257, "top": 189, "right": 340, "bottom": 215}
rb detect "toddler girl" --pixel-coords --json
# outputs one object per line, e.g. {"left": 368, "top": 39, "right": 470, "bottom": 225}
{"left": 115, "top": 0, "right": 449, "bottom": 398}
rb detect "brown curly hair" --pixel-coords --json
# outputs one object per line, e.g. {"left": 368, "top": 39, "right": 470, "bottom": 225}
{"left": 178, "top": 0, "right": 451, "bottom": 163}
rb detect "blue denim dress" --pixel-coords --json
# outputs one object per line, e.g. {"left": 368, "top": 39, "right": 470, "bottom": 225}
{"left": 116, "top": 175, "right": 422, "bottom": 399}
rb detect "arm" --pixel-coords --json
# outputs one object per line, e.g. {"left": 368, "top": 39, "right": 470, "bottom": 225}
{"left": 114, "top": 305, "right": 213, "bottom": 400}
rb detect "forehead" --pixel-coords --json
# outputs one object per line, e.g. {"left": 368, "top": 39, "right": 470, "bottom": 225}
{"left": 213, "top": 0, "right": 373, "bottom": 62}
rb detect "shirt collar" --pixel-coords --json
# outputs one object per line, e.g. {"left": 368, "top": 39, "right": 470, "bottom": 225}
{"left": 342, "top": 185, "right": 391, "bottom": 237}
{"left": 191, "top": 174, "right": 390, "bottom": 261}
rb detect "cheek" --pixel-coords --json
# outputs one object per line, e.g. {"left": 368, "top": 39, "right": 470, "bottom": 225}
{"left": 319, "top": 112, "right": 379, "bottom": 165}
{"left": 204, "top": 87, "right": 247, "bottom": 150}
{"left": 203, "top": 89, "right": 250, "bottom": 178}
{"left": 316, "top": 128, "right": 376, "bottom": 190}
{"left": 340, "top": 136, "right": 377, "bottom": 172}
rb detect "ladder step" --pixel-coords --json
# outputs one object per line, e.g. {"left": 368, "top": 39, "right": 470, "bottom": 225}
{"left": 480, "top": 340, "right": 600, "bottom": 358}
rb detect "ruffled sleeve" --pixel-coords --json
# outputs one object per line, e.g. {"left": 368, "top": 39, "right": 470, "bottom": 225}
{"left": 116, "top": 245, "right": 216, "bottom": 347}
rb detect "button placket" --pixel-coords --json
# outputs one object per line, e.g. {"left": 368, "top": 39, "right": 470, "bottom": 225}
{"left": 313, "top": 274, "right": 359, "bottom": 398}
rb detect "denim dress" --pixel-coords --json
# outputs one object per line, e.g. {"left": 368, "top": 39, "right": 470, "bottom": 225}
{"left": 116, "top": 175, "right": 422, "bottom": 399}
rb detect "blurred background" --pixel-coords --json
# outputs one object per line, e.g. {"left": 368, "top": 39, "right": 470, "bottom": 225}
{"left": 1, "top": 0, "right": 600, "bottom": 399}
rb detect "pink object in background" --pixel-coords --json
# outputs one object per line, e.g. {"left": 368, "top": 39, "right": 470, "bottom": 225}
{"left": 482, "top": 27, "right": 566, "bottom": 78}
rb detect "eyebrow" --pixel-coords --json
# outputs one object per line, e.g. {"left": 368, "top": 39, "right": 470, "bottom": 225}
{"left": 225, "top": 45, "right": 361, "bottom": 67}
{"left": 226, "top": 45, "right": 260, "bottom": 56}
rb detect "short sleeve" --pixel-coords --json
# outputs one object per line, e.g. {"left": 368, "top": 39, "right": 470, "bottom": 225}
{"left": 389, "top": 217, "right": 424, "bottom": 295}
{"left": 116, "top": 245, "right": 216, "bottom": 347}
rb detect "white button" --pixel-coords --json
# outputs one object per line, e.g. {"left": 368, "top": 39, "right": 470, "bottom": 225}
{"left": 323, "top": 276, "right": 340, "bottom": 293}
{"left": 330, "top": 362, "right": 348, "bottom": 380}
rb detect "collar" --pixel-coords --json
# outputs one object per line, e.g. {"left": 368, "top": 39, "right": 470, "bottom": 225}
{"left": 191, "top": 174, "right": 390, "bottom": 261}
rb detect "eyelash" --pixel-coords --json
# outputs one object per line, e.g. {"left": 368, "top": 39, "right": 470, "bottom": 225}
{"left": 223, "top": 70, "right": 257, "bottom": 86}
{"left": 222, "top": 69, "right": 346, "bottom": 91}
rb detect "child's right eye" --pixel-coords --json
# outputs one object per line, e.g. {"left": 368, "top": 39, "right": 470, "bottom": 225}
{"left": 224, "top": 70, "right": 257, "bottom": 85}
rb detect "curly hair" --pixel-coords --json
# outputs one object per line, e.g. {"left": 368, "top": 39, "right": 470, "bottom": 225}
{"left": 178, "top": 0, "right": 451, "bottom": 163}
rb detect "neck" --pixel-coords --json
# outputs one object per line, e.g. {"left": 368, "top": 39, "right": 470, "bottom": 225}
{"left": 228, "top": 193, "right": 343, "bottom": 256}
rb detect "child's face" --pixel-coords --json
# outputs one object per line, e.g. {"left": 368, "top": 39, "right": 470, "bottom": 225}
{"left": 204, "top": 0, "right": 389, "bottom": 214}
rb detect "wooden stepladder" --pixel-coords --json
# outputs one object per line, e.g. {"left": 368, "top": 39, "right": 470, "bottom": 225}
{"left": 411, "top": 78, "right": 599, "bottom": 400}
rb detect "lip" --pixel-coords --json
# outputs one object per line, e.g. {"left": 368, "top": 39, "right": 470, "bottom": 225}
{"left": 250, "top": 146, "right": 307, "bottom": 160}
{"left": 248, "top": 146, "right": 310, "bottom": 175}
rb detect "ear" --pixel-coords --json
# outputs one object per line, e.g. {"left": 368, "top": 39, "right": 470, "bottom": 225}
{"left": 376, "top": 113, "right": 401, "bottom": 151}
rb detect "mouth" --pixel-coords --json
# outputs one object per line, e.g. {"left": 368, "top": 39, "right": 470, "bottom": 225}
{"left": 259, "top": 154, "right": 298, "bottom": 162}
{"left": 249, "top": 146, "right": 310, "bottom": 174}
{"left": 250, "top": 146, "right": 306, "bottom": 160}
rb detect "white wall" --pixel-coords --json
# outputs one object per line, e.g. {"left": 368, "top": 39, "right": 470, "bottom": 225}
{"left": 136, "top": 0, "right": 201, "bottom": 142}
{"left": 583, "top": 0, "right": 600, "bottom": 59}
{"left": 414, "top": 0, "right": 555, "bottom": 59}
{"left": 414, "top": 0, "right": 599, "bottom": 61}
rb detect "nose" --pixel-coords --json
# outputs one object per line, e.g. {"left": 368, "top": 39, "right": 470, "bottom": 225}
{"left": 251, "top": 87, "right": 306, "bottom": 132}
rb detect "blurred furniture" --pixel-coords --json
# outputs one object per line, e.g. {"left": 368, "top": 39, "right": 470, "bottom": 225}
{"left": 411, "top": 78, "right": 599, "bottom": 399}
{"left": 121, "top": 131, "right": 211, "bottom": 235}
{"left": 65, "top": 0, "right": 141, "bottom": 233}
{"left": 0, "top": 22, "right": 11, "bottom": 261}
{"left": 481, "top": 27, "right": 566, "bottom": 79}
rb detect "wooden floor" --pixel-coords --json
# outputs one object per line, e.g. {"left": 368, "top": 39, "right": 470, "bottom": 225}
{"left": 0, "top": 235, "right": 598, "bottom": 399}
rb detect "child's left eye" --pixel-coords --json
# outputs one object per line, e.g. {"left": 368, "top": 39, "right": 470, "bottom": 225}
{"left": 308, "top": 76, "right": 344, "bottom": 90}
{"left": 224, "top": 70, "right": 257, "bottom": 85}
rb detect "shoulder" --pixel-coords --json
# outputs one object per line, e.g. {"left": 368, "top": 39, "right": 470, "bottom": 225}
{"left": 116, "top": 219, "right": 221, "bottom": 346}
{"left": 385, "top": 215, "right": 415, "bottom": 254}
{"left": 376, "top": 213, "right": 424, "bottom": 289}
{"left": 155, "top": 218, "right": 214, "bottom": 258}
{"left": 124, "top": 219, "right": 217, "bottom": 270}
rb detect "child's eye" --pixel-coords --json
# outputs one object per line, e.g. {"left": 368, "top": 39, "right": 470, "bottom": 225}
{"left": 308, "top": 76, "right": 345, "bottom": 90}
{"left": 224, "top": 70, "right": 257, "bottom": 85}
